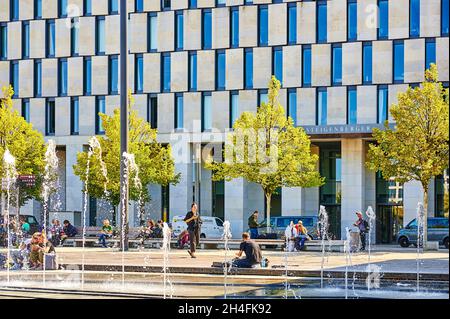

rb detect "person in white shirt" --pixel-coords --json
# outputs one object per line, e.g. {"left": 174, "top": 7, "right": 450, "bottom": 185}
{"left": 284, "top": 221, "right": 298, "bottom": 252}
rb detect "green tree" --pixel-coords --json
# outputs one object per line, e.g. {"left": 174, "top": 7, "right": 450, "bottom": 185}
{"left": 205, "top": 77, "right": 324, "bottom": 232}
{"left": 0, "top": 86, "right": 46, "bottom": 209}
{"left": 73, "top": 95, "right": 180, "bottom": 223}
{"left": 366, "top": 65, "right": 449, "bottom": 248}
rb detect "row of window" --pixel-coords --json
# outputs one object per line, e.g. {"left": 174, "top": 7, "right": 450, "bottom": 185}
{"left": 9, "top": 39, "right": 437, "bottom": 99}
{"left": 3, "top": 0, "right": 448, "bottom": 60}
{"left": 22, "top": 82, "right": 449, "bottom": 138}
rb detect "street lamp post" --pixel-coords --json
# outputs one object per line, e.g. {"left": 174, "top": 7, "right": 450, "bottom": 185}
{"left": 119, "top": 0, "right": 129, "bottom": 251}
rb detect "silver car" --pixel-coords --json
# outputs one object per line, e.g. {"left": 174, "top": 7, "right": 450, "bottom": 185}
{"left": 257, "top": 216, "right": 319, "bottom": 240}
{"left": 397, "top": 217, "right": 449, "bottom": 248}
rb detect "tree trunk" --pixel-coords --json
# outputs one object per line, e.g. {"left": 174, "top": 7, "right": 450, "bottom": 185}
{"left": 265, "top": 192, "right": 272, "bottom": 234}
{"left": 422, "top": 186, "right": 428, "bottom": 249}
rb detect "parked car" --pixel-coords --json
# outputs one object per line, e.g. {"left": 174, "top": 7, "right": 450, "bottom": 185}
{"left": 171, "top": 215, "right": 224, "bottom": 239}
{"left": 397, "top": 217, "right": 449, "bottom": 249}
{"left": 257, "top": 216, "right": 320, "bottom": 240}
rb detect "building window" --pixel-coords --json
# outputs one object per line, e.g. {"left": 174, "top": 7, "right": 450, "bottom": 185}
{"left": 230, "top": 91, "right": 239, "bottom": 128}
{"left": 317, "top": 88, "right": 327, "bottom": 125}
{"left": 96, "top": 17, "right": 106, "bottom": 55}
{"left": 71, "top": 98, "right": 79, "bottom": 135}
{"left": 258, "top": 89, "right": 268, "bottom": 106}
{"left": 258, "top": 5, "right": 268, "bottom": 46}
{"left": 216, "top": 50, "right": 226, "bottom": 91}
{"left": 59, "top": 59, "right": 68, "bottom": 96}
{"left": 410, "top": 0, "right": 420, "bottom": 37}
{"left": 378, "top": 0, "right": 389, "bottom": 39}
{"left": 148, "top": 13, "right": 158, "bottom": 52}
{"left": 84, "top": 57, "right": 91, "bottom": 95}
{"left": 217, "top": 0, "right": 225, "bottom": 7}
{"left": 363, "top": 42, "right": 373, "bottom": 84}
{"left": 425, "top": 39, "right": 436, "bottom": 70}
{"left": 288, "top": 89, "right": 297, "bottom": 126}
{"left": 11, "top": 61, "right": 19, "bottom": 98}
{"left": 273, "top": 47, "right": 283, "bottom": 84}
{"left": 231, "top": 7, "right": 239, "bottom": 48}
{"left": 95, "top": 97, "right": 106, "bottom": 134}
{"left": 443, "top": 0, "right": 449, "bottom": 36}
{"left": 302, "top": 45, "right": 311, "bottom": 87}
{"left": 161, "top": 0, "right": 170, "bottom": 11}
{"left": 109, "top": 0, "right": 118, "bottom": 14}
{"left": 35, "top": 0, "right": 43, "bottom": 19}
{"left": 244, "top": 48, "right": 253, "bottom": 89}
{"left": 84, "top": 0, "right": 92, "bottom": 16}
{"left": 393, "top": 41, "right": 404, "bottom": 83}
{"left": 162, "top": 53, "right": 171, "bottom": 92}
{"left": 245, "top": 0, "right": 253, "bottom": 4}
{"left": 135, "top": 54, "right": 144, "bottom": 93}
{"left": 0, "top": 24, "right": 7, "bottom": 60}
{"left": 109, "top": 55, "right": 119, "bottom": 95}
{"left": 202, "top": 9, "right": 212, "bottom": 50}
{"left": 71, "top": 18, "right": 79, "bottom": 56}
{"left": 348, "top": 0, "right": 357, "bottom": 41}
{"left": 189, "top": 51, "right": 197, "bottom": 91}
{"left": 11, "top": 0, "right": 19, "bottom": 20}
{"left": 176, "top": 11, "right": 184, "bottom": 51}
{"left": 332, "top": 44, "right": 342, "bottom": 86}
{"left": 202, "top": 93, "right": 212, "bottom": 132}
{"left": 347, "top": 86, "right": 357, "bottom": 125}
{"left": 59, "top": 0, "right": 68, "bottom": 17}
{"left": 189, "top": 0, "right": 197, "bottom": 9}
{"left": 46, "top": 20, "right": 56, "bottom": 58}
{"left": 317, "top": 1, "right": 327, "bottom": 43}
{"left": 136, "top": 0, "right": 144, "bottom": 12}
{"left": 148, "top": 95, "right": 158, "bottom": 128}
{"left": 175, "top": 94, "right": 183, "bottom": 129}
{"left": 34, "top": 60, "right": 42, "bottom": 97}
{"left": 288, "top": 3, "right": 297, "bottom": 44}
{"left": 22, "top": 99, "right": 30, "bottom": 123}
{"left": 377, "top": 85, "right": 388, "bottom": 123}
{"left": 23, "top": 22, "right": 30, "bottom": 59}
{"left": 46, "top": 99, "right": 55, "bottom": 136}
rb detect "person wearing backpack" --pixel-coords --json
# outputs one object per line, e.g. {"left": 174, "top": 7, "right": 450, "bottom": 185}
{"left": 353, "top": 211, "right": 369, "bottom": 251}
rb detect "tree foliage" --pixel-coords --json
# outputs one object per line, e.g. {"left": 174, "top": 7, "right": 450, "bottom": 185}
{"left": 0, "top": 86, "right": 46, "bottom": 206}
{"left": 73, "top": 95, "right": 180, "bottom": 207}
{"left": 366, "top": 65, "right": 449, "bottom": 245}
{"left": 205, "top": 77, "right": 324, "bottom": 226}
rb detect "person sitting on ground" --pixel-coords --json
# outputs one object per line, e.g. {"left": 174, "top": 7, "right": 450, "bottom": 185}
{"left": 284, "top": 221, "right": 298, "bottom": 252}
{"left": 29, "top": 232, "right": 55, "bottom": 270}
{"left": 248, "top": 211, "right": 260, "bottom": 239}
{"left": 137, "top": 219, "right": 155, "bottom": 244}
{"left": 152, "top": 220, "right": 164, "bottom": 239}
{"left": 49, "top": 219, "right": 63, "bottom": 246}
{"left": 60, "top": 220, "right": 78, "bottom": 244}
{"left": 295, "top": 220, "right": 309, "bottom": 251}
{"left": 98, "top": 219, "right": 113, "bottom": 248}
{"left": 232, "top": 232, "right": 262, "bottom": 268}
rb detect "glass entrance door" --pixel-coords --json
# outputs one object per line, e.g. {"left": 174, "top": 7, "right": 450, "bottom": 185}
{"left": 376, "top": 205, "right": 404, "bottom": 244}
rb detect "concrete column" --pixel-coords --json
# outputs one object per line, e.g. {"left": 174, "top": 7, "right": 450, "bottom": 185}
{"left": 341, "top": 139, "right": 366, "bottom": 237}
{"left": 225, "top": 178, "right": 246, "bottom": 238}
{"left": 282, "top": 187, "right": 302, "bottom": 216}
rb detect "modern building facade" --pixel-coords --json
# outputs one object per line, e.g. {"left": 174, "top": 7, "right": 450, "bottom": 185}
{"left": 0, "top": 0, "right": 448, "bottom": 241}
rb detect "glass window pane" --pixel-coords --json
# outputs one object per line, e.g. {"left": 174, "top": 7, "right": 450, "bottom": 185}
{"left": 72, "top": 99, "right": 79, "bottom": 134}
{"left": 259, "top": 7, "right": 268, "bottom": 45}
{"left": 12, "top": 62, "right": 19, "bottom": 96}
{"left": 48, "top": 21, "right": 55, "bottom": 56}
{"left": 203, "top": 11, "right": 212, "bottom": 49}
{"left": 443, "top": 0, "right": 449, "bottom": 36}
{"left": 163, "top": 55, "right": 171, "bottom": 92}
{"left": 97, "top": 98, "right": 105, "bottom": 133}
{"left": 24, "top": 23, "right": 30, "bottom": 57}
{"left": 136, "top": 56, "right": 144, "bottom": 92}
{"left": 363, "top": 43, "right": 373, "bottom": 83}
{"left": 59, "top": 60, "right": 68, "bottom": 95}
{"left": 348, "top": 88, "right": 357, "bottom": 125}
{"left": 176, "top": 96, "right": 184, "bottom": 129}
{"left": 318, "top": 89, "right": 327, "bottom": 125}
{"left": 203, "top": 95, "right": 212, "bottom": 131}
{"left": 317, "top": 2, "right": 327, "bottom": 43}
{"left": 72, "top": 18, "right": 79, "bottom": 55}
{"left": 60, "top": 0, "right": 68, "bottom": 16}
{"left": 22, "top": 101, "right": 30, "bottom": 123}
{"left": 84, "top": 59, "right": 91, "bottom": 94}
{"left": 12, "top": 0, "right": 19, "bottom": 20}
{"left": 288, "top": 5, "right": 297, "bottom": 44}
{"left": 176, "top": 12, "right": 183, "bottom": 50}
{"left": 97, "top": 18, "right": 105, "bottom": 53}
{"left": 378, "top": 87, "right": 388, "bottom": 123}
{"left": 378, "top": 0, "right": 389, "bottom": 38}
{"left": 1, "top": 26, "right": 7, "bottom": 59}
{"left": 288, "top": 91, "right": 297, "bottom": 126}
{"left": 190, "top": 53, "right": 197, "bottom": 91}
{"left": 332, "top": 46, "right": 342, "bottom": 85}
{"left": 303, "top": 47, "right": 311, "bottom": 86}
{"left": 348, "top": 1, "right": 357, "bottom": 41}
{"left": 231, "top": 8, "right": 239, "bottom": 47}
{"left": 245, "top": 50, "right": 253, "bottom": 89}
{"left": 36, "top": 0, "right": 43, "bottom": 18}
{"left": 35, "top": 61, "right": 42, "bottom": 96}
{"left": 150, "top": 16, "right": 158, "bottom": 50}
{"left": 394, "top": 42, "right": 404, "bottom": 82}
{"left": 410, "top": 0, "right": 420, "bottom": 37}
{"left": 217, "top": 52, "right": 226, "bottom": 90}
{"left": 231, "top": 93, "right": 239, "bottom": 127}
{"left": 274, "top": 48, "right": 283, "bottom": 84}
{"left": 136, "top": 0, "right": 144, "bottom": 11}
{"left": 259, "top": 92, "right": 268, "bottom": 105}
{"left": 425, "top": 40, "right": 436, "bottom": 70}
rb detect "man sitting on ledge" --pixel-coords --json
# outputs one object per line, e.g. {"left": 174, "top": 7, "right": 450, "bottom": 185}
{"left": 232, "top": 232, "right": 262, "bottom": 268}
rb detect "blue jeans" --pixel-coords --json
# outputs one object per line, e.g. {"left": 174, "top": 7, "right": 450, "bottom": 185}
{"left": 295, "top": 236, "right": 308, "bottom": 251}
{"left": 249, "top": 228, "right": 259, "bottom": 239}
{"left": 99, "top": 234, "right": 111, "bottom": 247}
{"left": 232, "top": 258, "right": 256, "bottom": 268}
